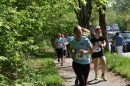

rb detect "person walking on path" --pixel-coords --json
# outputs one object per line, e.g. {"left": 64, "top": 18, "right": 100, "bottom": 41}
{"left": 113, "top": 32, "right": 124, "bottom": 55}
{"left": 61, "top": 34, "right": 68, "bottom": 63}
{"left": 65, "top": 32, "right": 72, "bottom": 57}
{"left": 69, "top": 25, "right": 95, "bottom": 86}
{"left": 54, "top": 33, "right": 64, "bottom": 66}
{"left": 90, "top": 28, "right": 107, "bottom": 81}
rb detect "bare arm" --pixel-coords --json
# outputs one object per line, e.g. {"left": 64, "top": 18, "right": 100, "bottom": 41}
{"left": 101, "top": 40, "right": 106, "bottom": 48}
{"left": 79, "top": 45, "right": 98, "bottom": 55}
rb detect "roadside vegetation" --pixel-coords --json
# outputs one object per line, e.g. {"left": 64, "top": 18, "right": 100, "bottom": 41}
{"left": 0, "top": 0, "right": 75, "bottom": 85}
{"left": 106, "top": 52, "right": 130, "bottom": 80}
{"left": 0, "top": 39, "right": 63, "bottom": 86}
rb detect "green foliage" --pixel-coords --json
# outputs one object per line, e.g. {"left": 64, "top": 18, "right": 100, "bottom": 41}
{"left": 43, "top": 74, "right": 63, "bottom": 86}
{"left": 106, "top": 52, "right": 130, "bottom": 80}
{"left": 106, "top": 0, "right": 130, "bottom": 30}
{"left": 0, "top": 56, "right": 27, "bottom": 80}
{"left": 0, "top": 49, "right": 63, "bottom": 85}
{"left": 23, "top": 54, "right": 63, "bottom": 86}
{"left": 113, "top": 0, "right": 130, "bottom": 12}
{"left": 0, "top": 0, "right": 77, "bottom": 56}
{"left": 106, "top": 6, "right": 116, "bottom": 25}
{"left": 0, "top": 0, "right": 76, "bottom": 85}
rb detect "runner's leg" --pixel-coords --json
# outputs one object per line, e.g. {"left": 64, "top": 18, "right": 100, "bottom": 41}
{"left": 72, "top": 62, "right": 86, "bottom": 86}
{"left": 66, "top": 44, "right": 70, "bottom": 57}
{"left": 99, "top": 56, "right": 106, "bottom": 75}
{"left": 99, "top": 56, "right": 107, "bottom": 81}
{"left": 92, "top": 58, "right": 98, "bottom": 75}
{"left": 56, "top": 48, "right": 60, "bottom": 62}
{"left": 59, "top": 48, "right": 63, "bottom": 66}
{"left": 83, "top": 64, "right": 90, "bottom": 85}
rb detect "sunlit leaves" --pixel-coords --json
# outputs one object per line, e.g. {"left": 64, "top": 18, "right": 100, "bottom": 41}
{"left": 114, "top": 0, "right": 130, "bottom": 12}
{"left": 0, "top": 0, "right": 77, "bottom": 85}
{"left": 96, "top": 0, "right": 108, "bottom": 5}
{"left": 109, "top": 0, "right": 130, "bottom": 30}
{"left": 81, "top": 0, "right": 87, "bottom": 5}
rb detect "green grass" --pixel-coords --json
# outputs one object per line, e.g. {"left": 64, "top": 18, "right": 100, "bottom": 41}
{"left": 23, "top": 53, "right": 64, "bottom": 86}
{"left": 106, "top": 52, "right": 130, "bottom": 80}
{"left": 0, "top": 38, "right": 64, "bottom": 86}
{"left": 3, "top": 52, "right": 64, "bottom": 86}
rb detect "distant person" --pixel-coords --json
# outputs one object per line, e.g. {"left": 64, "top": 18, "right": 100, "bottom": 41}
{"left": 54, "top": 33, "right": 64, "bottom": 66}
{"left": 113, "top": 32, "right": 124, "bottom": 55}
{"left": 61, "top": 34, "right": 68, "bottom": 63}
{"left": 69, "top": 25, "right": 96, "bottom": 86}
{"left": 110, "top": 41, "right": 116, "bottom": 54}
{"left": 90, "top": 28, "right": 107, "bottom": 81}
{"left": 65, "top": 32, "right": 72, "bottom": 57}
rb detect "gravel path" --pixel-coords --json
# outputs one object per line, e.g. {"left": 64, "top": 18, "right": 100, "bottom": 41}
{"left": 54, "top": 57, "right": 130, "bottom": 86}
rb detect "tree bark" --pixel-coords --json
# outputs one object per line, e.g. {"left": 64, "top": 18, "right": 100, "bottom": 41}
{"left": 74, "top": 0, "right": 92, "bottom": 29}
{"left": 98, "top": 4, "right": 109, "bottom": 51}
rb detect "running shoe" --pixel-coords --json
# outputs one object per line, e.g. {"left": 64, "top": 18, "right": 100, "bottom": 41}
{"left": 101, "top": 75, "right": 107, "bottom": 81}
{"left": 61, "top": 63, "right": 63, "bottom": 66}
{"left": 95, "top": 74, "right": 98, "bottom": 80}
{"left": 75, "top": 77, "right": 78, "bottom": 86}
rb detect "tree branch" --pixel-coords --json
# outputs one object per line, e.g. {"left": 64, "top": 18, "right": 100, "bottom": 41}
{"left": 74, "top": 0, "right": 78, "bottom": 6}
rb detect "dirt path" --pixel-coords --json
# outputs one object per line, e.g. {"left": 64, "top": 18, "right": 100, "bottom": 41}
{"left": 54, "top": 58, "right": 130, "bottom": 86}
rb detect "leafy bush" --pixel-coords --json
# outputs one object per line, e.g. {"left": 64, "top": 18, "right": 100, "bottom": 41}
{"left": 106, "top": 52, "right": 130, "bottom": 80}
{"left": 43, "top": 74, "right": 63, "bottom": 86}
{"left": 0, "top": 56, "right": 27, "bottom": 80}
{"left": 0, "top": 0, "right": 76, "bottom": 85}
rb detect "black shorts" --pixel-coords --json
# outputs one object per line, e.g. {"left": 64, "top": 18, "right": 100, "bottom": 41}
{"left": 63, "top": 50, "right": 67, "bottom": 56}
{"left": 91, "top": 51, "right": 104, "bottom": 59}
{"left": 66, "top": 44, "right": 69, "bottom": 50}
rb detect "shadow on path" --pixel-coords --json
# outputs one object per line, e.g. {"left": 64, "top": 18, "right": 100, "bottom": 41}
{"left": 127, "top": 84, "right": 130, "bottom": 86}
{"left": 88, "top": 79, "right": 105, "bottom": 85}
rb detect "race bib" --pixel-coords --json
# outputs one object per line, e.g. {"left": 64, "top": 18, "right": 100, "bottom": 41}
{"left": 93, "top": 47, "right": 101, "bottom": 52}
{"left": 76, "top": 53, "right": 86, "bottom": 60}
{"left": 58, "top": 43, "right": 62, "bottom": 47}
{"left": 94, "top": 42, "right": 101, "bottom": 52}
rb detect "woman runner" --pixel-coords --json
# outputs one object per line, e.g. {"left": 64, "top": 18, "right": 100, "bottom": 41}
{"left": 90, "top": 28, "right": 107, "bottom": 81}
{"left": 69, "top": 26, "right": 96, "bottom": 86}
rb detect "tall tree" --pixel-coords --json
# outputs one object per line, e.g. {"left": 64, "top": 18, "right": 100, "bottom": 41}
{"left": 72, "top": 0, "right": 109, "bottom": 50}
{"left": 74, "top": 0, "right": 93, "bottom": 29}
{"left": 96, "top": 0, "right": 109, "bottom": 51}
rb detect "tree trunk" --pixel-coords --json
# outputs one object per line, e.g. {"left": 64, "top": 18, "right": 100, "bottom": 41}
{"left": 74, "top": 0, "right": 92, "bottom": 29}
{"left": 98, "top": 4, "right": 109, "bottom": 51}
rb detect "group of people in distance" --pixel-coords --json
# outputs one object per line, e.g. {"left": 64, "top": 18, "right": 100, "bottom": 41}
{"left": 51, "top": 32, "right": 73, "bottom": 66}
{"left": 51, "top": 25, "right": 107, "bottom": 86}
{"left": 110, "top": 32, "right": 124, "bottom": 55}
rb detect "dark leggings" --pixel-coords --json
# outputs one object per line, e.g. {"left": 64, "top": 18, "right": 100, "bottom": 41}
{"left": 66, "top": 44, "right": 70, "bottom": 57}
{"left": 56, "top": 48, "right": 63, "bottom": 58}
{"left": 72, "top": 61, "right": 90, "bottom": 86}
{"left": 63, "top": 50, "right": 67, "bottom": 56}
